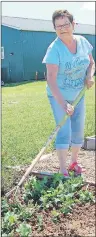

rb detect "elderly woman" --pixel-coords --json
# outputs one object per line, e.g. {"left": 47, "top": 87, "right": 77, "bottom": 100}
{"left": 42, "top": 10, "right": 95, "bottom": 177}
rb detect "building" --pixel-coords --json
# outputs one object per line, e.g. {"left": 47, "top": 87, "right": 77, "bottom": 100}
{"left": 1, "top": 16, "right": 95, "bottom": 83}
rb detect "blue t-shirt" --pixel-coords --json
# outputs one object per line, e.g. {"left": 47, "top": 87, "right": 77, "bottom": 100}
{"left": 42, "top": 35, "right": 93, "bottom": 101}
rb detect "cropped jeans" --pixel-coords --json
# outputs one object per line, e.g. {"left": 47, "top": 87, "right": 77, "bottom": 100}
{"left": 48, "top": 96, "right": 85, "bottom": 149}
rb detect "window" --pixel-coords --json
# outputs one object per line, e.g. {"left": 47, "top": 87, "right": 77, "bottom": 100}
{"left": 1, "top": 47, "right": 4, "bottom": 59}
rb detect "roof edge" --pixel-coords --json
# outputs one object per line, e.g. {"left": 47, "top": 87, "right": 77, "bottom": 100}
{"left": 2, "top": 23, "right": 21, "bottom": 30}
{"left": 2, "top": 15, "right": 95, "bottom": 26}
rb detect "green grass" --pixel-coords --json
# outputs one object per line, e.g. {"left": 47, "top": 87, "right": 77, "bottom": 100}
{"left": 2, "top": 80, "right": 95, "bottom": 169}
{"left": 85, "top": 84, "right": 95, "bottom": 137}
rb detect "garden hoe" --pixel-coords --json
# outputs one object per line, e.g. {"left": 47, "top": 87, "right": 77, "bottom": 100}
{"left": 6, "top": 86, "right": 87, "bottom": 198}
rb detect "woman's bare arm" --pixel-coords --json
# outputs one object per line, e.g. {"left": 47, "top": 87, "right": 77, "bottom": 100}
{"left": 85, "top": 54, "right": 95, "bottom": 89}
{"left": 46, "top": 64, "right": 66, "bottom": 108}
{"left": 46, "top": 64, "right": 74, "bottom": 115}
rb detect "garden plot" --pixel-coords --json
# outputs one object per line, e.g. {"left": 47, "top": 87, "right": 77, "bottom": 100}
{"left": 1, "top": 149, "right": 95, "bottom": 237}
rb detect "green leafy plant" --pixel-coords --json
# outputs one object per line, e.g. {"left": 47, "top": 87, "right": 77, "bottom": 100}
{"left": 24, "top": 176, "right": 48, "bottom": 203}
{"left": 2, "top": 211, "right": 18, "bottom": 234}
{"left": 9, "top": 202, "right": 23, "bottom": 214}
{"left": 51, "top": 210, "right": 60, "bottom": 223}
{"left": 79, "top": 190, "right": 95, "bottom": 203}
{"left": 19, "top": 209, "right": 32, "bottom": 221}
{"left": 16, "top": 223, "right": 32, "bottom": 237}
{"left": 37, "top": 215, "right": 43, "bottom": 231}
{"left": 2, "top": 199, "right": 9, "bottom": 215}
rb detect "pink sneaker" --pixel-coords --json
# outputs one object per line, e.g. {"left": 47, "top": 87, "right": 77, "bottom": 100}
{"left": 68, "top": 162, "right": 85, "bottom": 176}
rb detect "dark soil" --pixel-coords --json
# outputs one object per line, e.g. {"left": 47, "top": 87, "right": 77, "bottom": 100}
{"left": 30, "top": 200, "right": 95, "bottom": 237}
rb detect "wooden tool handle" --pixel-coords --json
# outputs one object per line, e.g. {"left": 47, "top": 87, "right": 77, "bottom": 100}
{"left": 5, "top": 86, "right": 87, "bottom": 198}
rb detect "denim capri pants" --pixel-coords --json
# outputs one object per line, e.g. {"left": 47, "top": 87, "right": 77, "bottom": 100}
{"left": 48, "top": 96, "right": 85, "bottom": 149}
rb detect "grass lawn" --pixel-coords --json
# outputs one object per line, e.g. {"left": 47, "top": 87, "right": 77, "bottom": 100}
{"left": 2, "top": 80, "right": 95, "bottom": 169}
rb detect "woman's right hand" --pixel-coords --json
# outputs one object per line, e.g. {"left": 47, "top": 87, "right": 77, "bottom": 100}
{"left": 64, "top": 101, "right": 74, "bottom": 116}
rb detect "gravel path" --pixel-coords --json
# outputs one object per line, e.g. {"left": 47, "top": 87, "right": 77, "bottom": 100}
{"left": 33, "top": 149, "right": 95, "bottom": 183}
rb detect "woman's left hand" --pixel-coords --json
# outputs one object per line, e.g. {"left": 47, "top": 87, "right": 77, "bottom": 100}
{"left": 85, "top": 77, "right": 94, "bottom": 89}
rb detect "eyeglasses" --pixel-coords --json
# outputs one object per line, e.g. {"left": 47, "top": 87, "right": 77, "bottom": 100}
{"left": 55, "top": 23, "right": 71, "bottom": 30}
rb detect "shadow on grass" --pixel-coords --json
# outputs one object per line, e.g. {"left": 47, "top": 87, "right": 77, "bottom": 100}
{"left": 3, "top": 79, "right": 46, "bottom": 87}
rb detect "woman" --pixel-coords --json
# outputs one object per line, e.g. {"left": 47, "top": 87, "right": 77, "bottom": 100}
{"left": 42, "top": 10, "right": 95, "bottom": 177}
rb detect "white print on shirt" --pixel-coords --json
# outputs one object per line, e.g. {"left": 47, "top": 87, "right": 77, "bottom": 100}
{"left": 62, "top": 56, "right": 90, "bottom": 88}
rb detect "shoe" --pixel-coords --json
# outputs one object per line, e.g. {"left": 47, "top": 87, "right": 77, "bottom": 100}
{"left": 63, "top": 172, "right": 70, "bottom": 178}
{"left": 68, "top": 161, "right": 85, "bottom": 176}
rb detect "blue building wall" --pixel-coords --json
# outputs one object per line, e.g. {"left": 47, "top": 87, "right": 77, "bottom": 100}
{"left": 80, "top": 34, "right": 95, "bottom": 61}
{"left": 21, "top": 31, "right": 56, "bottom": 80}
{"left": 1, "top": 26, "right": 24, "bottom": 82}
{"left": 1, "top": 25, "right": 95, "bottom": 83}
